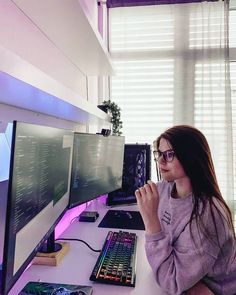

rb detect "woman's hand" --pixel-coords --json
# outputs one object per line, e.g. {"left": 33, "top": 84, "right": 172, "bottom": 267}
{"left": 186, "top": 281, "right": 215, "bottom": 295}
{"left": 135, "top": 180, "right": 161, "bottom": 234}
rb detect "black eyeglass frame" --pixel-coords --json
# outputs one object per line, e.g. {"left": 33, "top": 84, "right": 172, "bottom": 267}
{"left": 153, "top": 149, "right": 175, "bottom": 163}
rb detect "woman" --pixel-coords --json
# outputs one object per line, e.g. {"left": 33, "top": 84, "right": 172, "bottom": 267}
{"left": 135, "top": 125, "right": 236, "bottom": 295}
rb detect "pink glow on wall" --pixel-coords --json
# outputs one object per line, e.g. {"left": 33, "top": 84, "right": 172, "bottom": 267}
{"left": 55, "top": 204, "right": 86, "bottom": 238}
{"left": 55, "top": 195, "right": 108, "bottom": 238}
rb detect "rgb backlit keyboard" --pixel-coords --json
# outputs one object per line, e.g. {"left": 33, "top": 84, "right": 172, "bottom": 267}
{"left": 90, "top": 230, "right": 137, "bottom": 287}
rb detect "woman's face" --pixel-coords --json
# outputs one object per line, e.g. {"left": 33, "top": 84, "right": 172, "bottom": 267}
{"left": 156, "top": 138, "right": 187, "bottom": 182}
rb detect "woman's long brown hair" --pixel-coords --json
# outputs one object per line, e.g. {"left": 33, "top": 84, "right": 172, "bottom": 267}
{"left": 156, "top": 125, "right": 235, "bottom": 247}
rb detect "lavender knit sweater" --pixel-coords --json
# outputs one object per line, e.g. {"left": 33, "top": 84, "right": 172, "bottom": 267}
{"left": 145, "top": 181, "right": 236, "bottom": 295}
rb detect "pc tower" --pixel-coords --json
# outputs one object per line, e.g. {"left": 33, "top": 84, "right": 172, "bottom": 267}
{"left": 106, "top": 144, "right": 151, "bottom": 206}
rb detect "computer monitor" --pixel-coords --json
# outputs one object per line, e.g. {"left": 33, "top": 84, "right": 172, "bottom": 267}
{"left": 1, "top": 121, "right": 73, "bottom": 295}
{"left": 69, "top": 133, "right": 125, "bottom": 208}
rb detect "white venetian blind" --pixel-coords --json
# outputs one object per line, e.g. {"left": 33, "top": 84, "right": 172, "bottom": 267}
{"left": 229, "top": 10, "right": 236, "bottom": 48}
{"left": 109, "top": 6, "right": 175, "bottom": 180}
{"left": 110, "top": 59, "right": 174, "bottom": 143}
{"left": 194, "top": 62, "right": 230, "bottom": 199}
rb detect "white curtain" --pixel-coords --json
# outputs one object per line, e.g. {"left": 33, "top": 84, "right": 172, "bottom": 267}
{"left": 109, "top": 1, "right": 234, "bottom": 213}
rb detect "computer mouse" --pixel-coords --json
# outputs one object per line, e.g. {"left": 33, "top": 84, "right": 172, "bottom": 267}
{"left": 115, "top": 210, "right": 132, "bottom": 219}
{"left": 125, "top": 211, "right": 132, "bottom": 219}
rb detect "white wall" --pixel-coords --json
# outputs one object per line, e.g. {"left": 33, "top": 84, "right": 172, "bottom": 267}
{"left": 0, "top": 1, "right": 87, "bottom": 99}
{"left": 0, "top": 0, "right": 110, "bottom": 181}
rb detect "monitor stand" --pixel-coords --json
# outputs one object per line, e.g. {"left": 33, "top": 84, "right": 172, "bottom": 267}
{"left": 33, "top": 230, "right": 69, "bottom": 266}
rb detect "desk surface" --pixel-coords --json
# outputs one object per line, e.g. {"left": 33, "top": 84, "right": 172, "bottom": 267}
{"left": 9, "top": 201, "right": 167, "bottom": 295}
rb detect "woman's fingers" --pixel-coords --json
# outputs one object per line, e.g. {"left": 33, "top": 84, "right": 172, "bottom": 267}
{"left": 135, "top": 189, "right": 141, "bottom": 203}
{"left": 147, "top": 180, "right": 158, "bottom": 194}
{"left": 135, "top": 181, "right": 161, "bottom": 234}
{"left": 144, "top": 183, "right": 152, "bottom": 195}
{"left": 137, "top": 181, "right": 159, "bottom": 200}
{"left": 139, "top": 186, "right": 146, "bottom": 194}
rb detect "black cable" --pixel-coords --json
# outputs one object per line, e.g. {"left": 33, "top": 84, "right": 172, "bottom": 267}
{"left": 56, "top": 238, "right": 101, "bottom": 253}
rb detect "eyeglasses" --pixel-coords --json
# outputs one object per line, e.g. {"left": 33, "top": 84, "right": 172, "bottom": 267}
{"left": 153, "top": 149, "right": 175, "bottom": 163}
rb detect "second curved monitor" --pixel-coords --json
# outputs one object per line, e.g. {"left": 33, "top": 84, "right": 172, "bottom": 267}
{"left": 69, "top": 133, "right": 125, "bottom": 208}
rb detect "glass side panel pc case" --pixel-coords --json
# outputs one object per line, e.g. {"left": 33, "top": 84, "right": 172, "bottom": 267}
{"left": 69, "top": 133, "right": 125, "bottom": 208}
{"left": 106, "top": 144, "right": 151, "bottom": 206}
{"left": 1, "top": 121, "right": 74, "bottom": 295}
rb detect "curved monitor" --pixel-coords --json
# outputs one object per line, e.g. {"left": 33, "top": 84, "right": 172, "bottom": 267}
{"left": 69, "top": 133, "right": 125, "bottom": 208}
{"left": 1, "top": 121, "right": 73, "bottom": 295}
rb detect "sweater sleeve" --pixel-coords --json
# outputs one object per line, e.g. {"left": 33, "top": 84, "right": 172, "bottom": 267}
{"left": 145, "top": 216, "right": 222, "bottom": 295}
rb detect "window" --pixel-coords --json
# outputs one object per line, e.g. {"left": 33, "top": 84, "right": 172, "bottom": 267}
{"left": 109, "top": 3, "right": 231, "bottom": 195}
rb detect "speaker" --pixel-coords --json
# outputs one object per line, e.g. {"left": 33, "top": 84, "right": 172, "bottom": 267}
{"left": 107, "top": 144, "right": 151, "bottom": 206}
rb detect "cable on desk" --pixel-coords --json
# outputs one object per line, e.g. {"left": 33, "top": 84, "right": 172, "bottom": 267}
{"left": 56, "top": 238, "right": 101, "bottom": 253}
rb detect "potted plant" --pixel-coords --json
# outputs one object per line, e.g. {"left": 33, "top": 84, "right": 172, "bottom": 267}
{"left": 98, "top": 100, "right": 123, "bottom": 136}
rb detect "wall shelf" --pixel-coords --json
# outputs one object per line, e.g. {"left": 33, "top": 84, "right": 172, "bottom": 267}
{"left": 0, "top": 45, "right": 110, "bottom": 125}
{"left": 0, "top": 1, "right": 112, "bottom": 125}
{"left": 11, "top": 0, "right": 114, "bottom": 76}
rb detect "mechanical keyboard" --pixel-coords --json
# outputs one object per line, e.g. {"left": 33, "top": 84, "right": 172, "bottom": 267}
{"left": 89, "top": 230, "right": 137, "bottom": 287}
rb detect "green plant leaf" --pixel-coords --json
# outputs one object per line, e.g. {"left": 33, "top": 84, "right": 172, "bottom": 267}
{"left": 101, "top": 100, "right": 122, "bottom": 135}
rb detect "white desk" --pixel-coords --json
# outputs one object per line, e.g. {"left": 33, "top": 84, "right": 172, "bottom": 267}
{"left": 9, "top": 201, "right": 168, "bottom": 295}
